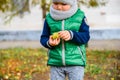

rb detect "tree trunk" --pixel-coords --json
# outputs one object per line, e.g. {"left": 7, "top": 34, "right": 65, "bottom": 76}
{"left": 41, "top": 0, "right": 51, "bottom": 19}
{"left": 42, "top": 9, "right": 46, "bottom": 18}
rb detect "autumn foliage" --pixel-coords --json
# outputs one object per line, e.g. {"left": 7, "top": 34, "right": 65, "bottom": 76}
{"left": 0, "top": 48, "right": 119, "bottom": 80}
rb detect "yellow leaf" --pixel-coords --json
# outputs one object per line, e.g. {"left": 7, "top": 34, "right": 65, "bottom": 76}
{"left": 52, "top": 32, "right": 59, "bottom": 39}
{"left": 111, "top": 78, "right": 114, "bottom": 80}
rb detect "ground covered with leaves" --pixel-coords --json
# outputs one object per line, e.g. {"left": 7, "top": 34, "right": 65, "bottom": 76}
{"left": 0, "top": 48, "right": 120, "bottom": 80}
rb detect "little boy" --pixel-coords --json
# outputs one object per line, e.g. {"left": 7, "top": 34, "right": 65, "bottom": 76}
{"left": 40, "top": 0, "right": 90, "bottom": 80}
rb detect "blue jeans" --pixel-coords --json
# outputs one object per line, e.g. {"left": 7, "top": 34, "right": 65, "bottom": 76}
{"left": 50, "top": 66, "right": 84, "bottom": 80}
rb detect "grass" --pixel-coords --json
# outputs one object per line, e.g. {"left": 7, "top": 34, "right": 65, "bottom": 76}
{"left": 0, "top": 48, "right": 120, "bottom": 80}
{"left": 0, "top": 47, "right": 48, "bottom": 80}
{"left": 85, "top": 50, "right": 120, "bottom": 80}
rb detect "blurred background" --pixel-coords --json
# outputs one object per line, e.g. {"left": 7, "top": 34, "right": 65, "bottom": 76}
{"left": 0, "top": 0, "right": 120, "bottom": 50}
{"left": 0, "top": 0, "right": 120, "bottom": 80}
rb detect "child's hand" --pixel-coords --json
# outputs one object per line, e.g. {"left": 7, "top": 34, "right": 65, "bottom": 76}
{"left": 59, "top": 30, "right": 71, "bottom": 41}
{"left": 48, "top": 35, "right": 60, "bottom": 46}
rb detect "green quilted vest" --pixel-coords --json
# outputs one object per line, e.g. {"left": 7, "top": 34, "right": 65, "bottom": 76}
{"left": 46, "top": 9, "right": 86, "bottom": 66}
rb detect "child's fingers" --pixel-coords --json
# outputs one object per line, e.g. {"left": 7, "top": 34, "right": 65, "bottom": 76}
{"left": 59, "top": 31, "right": 67, "bottom": 37}
{"left": 55, "top": 38, "right": 60, "bottom": 45}
{"left": 49, "top": 36, "right": 56, "bottom": 46}
{"left": 64, "top": 35, "right": 71, "bottom": 41}
{"left": 59, "top": 31, "right": 71, "bottom": 41}
{"left": 49, "top": 36, "right": 60, "bottom": 46}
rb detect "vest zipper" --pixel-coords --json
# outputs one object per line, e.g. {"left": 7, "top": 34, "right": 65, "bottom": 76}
{"left": 77, "top": 46, "right": 85, "bottom": 63}
{"left": 62, "top": 20, "right": 66, "bottom": 66}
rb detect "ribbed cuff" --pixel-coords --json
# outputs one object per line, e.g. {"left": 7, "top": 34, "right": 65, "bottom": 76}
{"left": 47, "top": 41, "right": 52, "bottom": 48}
{"left": 69, "top": 30, "right": 74, "bottom": 40}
